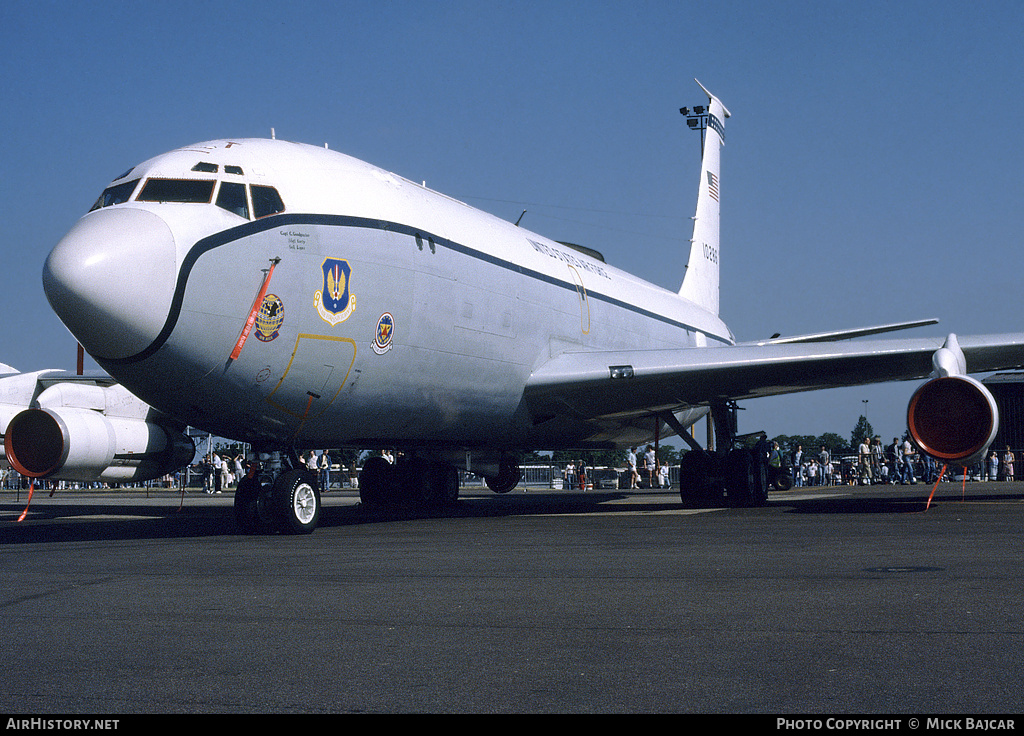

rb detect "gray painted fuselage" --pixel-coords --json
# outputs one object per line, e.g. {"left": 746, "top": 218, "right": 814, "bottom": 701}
{"left": 53, "top": 140, "right": 728, "bottom": 453}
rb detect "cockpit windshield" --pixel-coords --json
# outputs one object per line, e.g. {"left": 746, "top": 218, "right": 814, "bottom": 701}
{"left": 216, "top": 181, "right": 249, "bottom": 219}
{"left": 137, "top": 179, "right": 216, "bottom": 204}
{"left": 89, "top": 179, "right": 140, "bottom": 212}
{"left": 88, "top": 173, "right": 285, "bottom": 221}
{"left": 251, "top": 185, "right": 286, "bottom": 218}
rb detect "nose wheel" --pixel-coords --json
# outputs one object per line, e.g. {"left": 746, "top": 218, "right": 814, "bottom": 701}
{"left": 234, "top": 467, "right": 321, "bottom": 534}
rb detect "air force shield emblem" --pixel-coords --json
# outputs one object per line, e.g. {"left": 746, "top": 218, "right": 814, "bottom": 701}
{"left": 314, "top": 258, "right": 356, "bottom": 325}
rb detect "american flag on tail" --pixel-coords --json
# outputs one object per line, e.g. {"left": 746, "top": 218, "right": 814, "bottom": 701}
{"left": 707, "top": 171, "right": 719, "bottom": 202}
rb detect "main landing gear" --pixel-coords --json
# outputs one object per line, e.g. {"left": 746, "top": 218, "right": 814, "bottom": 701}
{"left": 359, "top": 453, "right": 520, "bottom": 507}
{"left": 673, "top": 402, "right": 771, "bottom": 508}
{"left": 358, "top": 455, "right": 460, "bottom": 509}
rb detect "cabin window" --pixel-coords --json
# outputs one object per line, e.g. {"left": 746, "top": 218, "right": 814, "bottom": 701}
{"left": 251, "top": 185, "right": 285, "bottom": 218}
{"left": 216, "top": 181, "right": 249, "bottom": 219}
{"left": 89, "top": 179, "right": 141, "bottom": 211}
{"left": 137, "top": 178, "right": 216, "bottom": 204}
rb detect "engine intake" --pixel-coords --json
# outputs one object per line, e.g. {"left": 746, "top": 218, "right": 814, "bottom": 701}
{"left": 4, "top": 407, "right": 194, "bottom": 483}
{"left": 907, "top": 375, "right": 998, "bottom": 468}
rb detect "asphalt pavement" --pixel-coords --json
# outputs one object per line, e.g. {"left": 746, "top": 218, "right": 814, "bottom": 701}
{"left": 1, "top": 481, "right": 1023, "bottom": 714}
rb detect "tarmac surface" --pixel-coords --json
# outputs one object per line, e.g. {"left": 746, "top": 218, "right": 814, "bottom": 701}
{"left": 1, "top": 480, "right": 1023, "bottom": 714}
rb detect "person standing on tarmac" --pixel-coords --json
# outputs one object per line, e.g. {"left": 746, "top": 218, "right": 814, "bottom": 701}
{"left": 644, "top": 445, "right": 656, "bottom": 487}
{"left": 626, "top": 448, "right": 639, "bottom": 489}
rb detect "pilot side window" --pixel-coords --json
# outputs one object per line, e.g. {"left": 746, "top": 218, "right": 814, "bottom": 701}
{"left": 251, "top": 185, "right": 286, "bottom": 218}
{"left": 137, "top": 178, "right": 216, "bottom": 204}
{"left": 216, "top": 181, "right": 249, "bottom": 219}
{"left": 89, "top": 179, "right": 140, "bottom": 211}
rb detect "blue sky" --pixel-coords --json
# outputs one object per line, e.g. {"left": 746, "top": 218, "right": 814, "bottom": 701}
{"left": 2, "top": 0, "right": 1022, "bottom": 446}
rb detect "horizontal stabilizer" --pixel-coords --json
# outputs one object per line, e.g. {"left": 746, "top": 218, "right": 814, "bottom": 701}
{"left": 746, "top": 319, "right": 940, "bottom": 346}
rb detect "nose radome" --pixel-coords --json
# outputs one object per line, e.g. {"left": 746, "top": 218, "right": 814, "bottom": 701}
{"left": 44, "top": 208, "right": 177, "bottom": 362}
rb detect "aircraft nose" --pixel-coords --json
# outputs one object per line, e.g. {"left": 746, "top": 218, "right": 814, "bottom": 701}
{"left": 43, "top": 208, "right": 177, "bottom": 362}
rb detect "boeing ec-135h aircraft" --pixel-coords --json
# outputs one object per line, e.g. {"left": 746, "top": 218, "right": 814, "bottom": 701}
{"left": 8, "top": 80, "right": 1024, "bottom": 534}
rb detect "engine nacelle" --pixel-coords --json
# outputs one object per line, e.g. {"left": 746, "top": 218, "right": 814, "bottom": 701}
{"left": 4, "top": 407, "right": 195, "bottom": 483}
{"left": 907, "top": 375, "right": 998, "bottom": 469}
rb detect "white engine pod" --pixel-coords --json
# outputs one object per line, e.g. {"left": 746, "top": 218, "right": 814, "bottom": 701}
{"left": 4, "top": 407, "right": 194, "bottom": 482}
{"left": 907, "top": 375, "right": 998, "bottom": 468}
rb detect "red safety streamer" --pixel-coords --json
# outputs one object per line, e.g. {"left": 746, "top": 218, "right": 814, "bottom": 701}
{"left": 925, "top": 464, "right": 948, "bottom": 510}
{"left": 230, "top": 258, "right": 279, "bottom": 362}
{"left": 16, "top": 481, "right": 34, "bottom": 523}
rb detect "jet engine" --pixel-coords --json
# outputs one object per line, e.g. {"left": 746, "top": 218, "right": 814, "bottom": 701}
{"left": 4, "top": 407, "right": 195, "bottom": 483}
{"left": 907, "top": 374, "right": 998, "bottom": 469}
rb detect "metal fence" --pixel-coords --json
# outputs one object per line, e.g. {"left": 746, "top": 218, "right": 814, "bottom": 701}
{"left": 516, "top": 464, "right": 679, "bottom": 490}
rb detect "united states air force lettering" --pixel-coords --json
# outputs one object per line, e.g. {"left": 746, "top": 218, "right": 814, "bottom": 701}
{"left": 528, "top": 239, "right": 610, "bottom": 280}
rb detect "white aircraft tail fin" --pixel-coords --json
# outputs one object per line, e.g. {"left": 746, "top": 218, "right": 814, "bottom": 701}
{"left": 678, "top": 80, "right": 730, "bottom": 316}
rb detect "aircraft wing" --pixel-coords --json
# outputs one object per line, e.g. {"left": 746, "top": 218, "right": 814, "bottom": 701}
{"left": 524, "top": 333, "right": 1024, "bottom": 422}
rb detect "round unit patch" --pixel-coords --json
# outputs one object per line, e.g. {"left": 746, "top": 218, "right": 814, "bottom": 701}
{"left": 255, "top": 294, "right": 284, "bottom": 342}
{"left": 373, "top": 312, "right": 394, "bottom": 354}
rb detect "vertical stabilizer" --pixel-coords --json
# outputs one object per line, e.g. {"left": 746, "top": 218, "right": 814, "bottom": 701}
{"left": 678, "top": 80, "right": 730, "bottom": 316}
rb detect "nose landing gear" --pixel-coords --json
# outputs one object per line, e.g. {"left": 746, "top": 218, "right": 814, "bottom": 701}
{"left": 234, "top": 464, "right": 321, "bottom": 535}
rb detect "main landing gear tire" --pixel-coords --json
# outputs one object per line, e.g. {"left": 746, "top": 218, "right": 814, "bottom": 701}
{"left": 358, "top": 456, "right": 396, "bottom": 508}
{"left": 358, "top": 456, "right": 460, "bottom": 509}
{"left": 725, "top": 448, "right": 769, "bottom": 508}
{"left": 233, "top": 474, "right": 264, "bottom": 534}
{"left": 678, "top": 449, "right": 769, "bottom": 508}
{"left": 678, "top": 450, "right": 723, "bottom": 506}
{"left": 484, "top": 459, "right": 521, "bottom": 494}
{"left": 769, "top": 467, "right": 794, "bottom": 491}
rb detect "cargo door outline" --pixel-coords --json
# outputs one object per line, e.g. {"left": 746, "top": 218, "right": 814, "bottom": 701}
{"left": 264, "top": 333, "right": 357, "bottom": 420}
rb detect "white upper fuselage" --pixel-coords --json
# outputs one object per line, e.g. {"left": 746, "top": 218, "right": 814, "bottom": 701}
{"left": 44, "top": 139, "right": 731, "bottom": 451}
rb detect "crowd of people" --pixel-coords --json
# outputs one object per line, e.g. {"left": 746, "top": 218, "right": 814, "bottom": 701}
{"left": 195, "top": 449, "right": 343, "bottom": 494}
{"left": 788, "top": 438, "right": 1019, "bottom": 487}
{"left": 3, "top": 441, "right": 1021, "bottom": 493}
{"left": 561, "top": 445, "right": 672, "bottom": 490}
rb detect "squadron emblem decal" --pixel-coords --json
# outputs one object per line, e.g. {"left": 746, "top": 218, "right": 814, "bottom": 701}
{"left": 314, "top": 258, "right": 357, "bottom": 325}
{"left": 373, "top": 313, "right": 395, "bottom": 355}
{"left": 254, "top": 294, "right": 284, "bottom": 342}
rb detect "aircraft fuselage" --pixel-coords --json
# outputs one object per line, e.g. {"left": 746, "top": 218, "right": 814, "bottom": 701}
{"left": 45, "top": 139, "right": 728, "bottom": 455}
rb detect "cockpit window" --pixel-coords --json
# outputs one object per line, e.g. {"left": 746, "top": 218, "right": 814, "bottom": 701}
{"left": 225, "top": 165, "right": 244, "bottom": 175}
{"left": 191, "top": 162, "right": 218, "bottom": 173}
{"left": 89, "top": 178, "right": 140, "bottom": 211}
{"left": 251, "top": 185, "right": 286, "bottom": 218}
{"left": 137, "top": 178, "right": 216, "bottom": 204}
{"left": 216, "top": 181, "right": 249, "bottom": 219}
